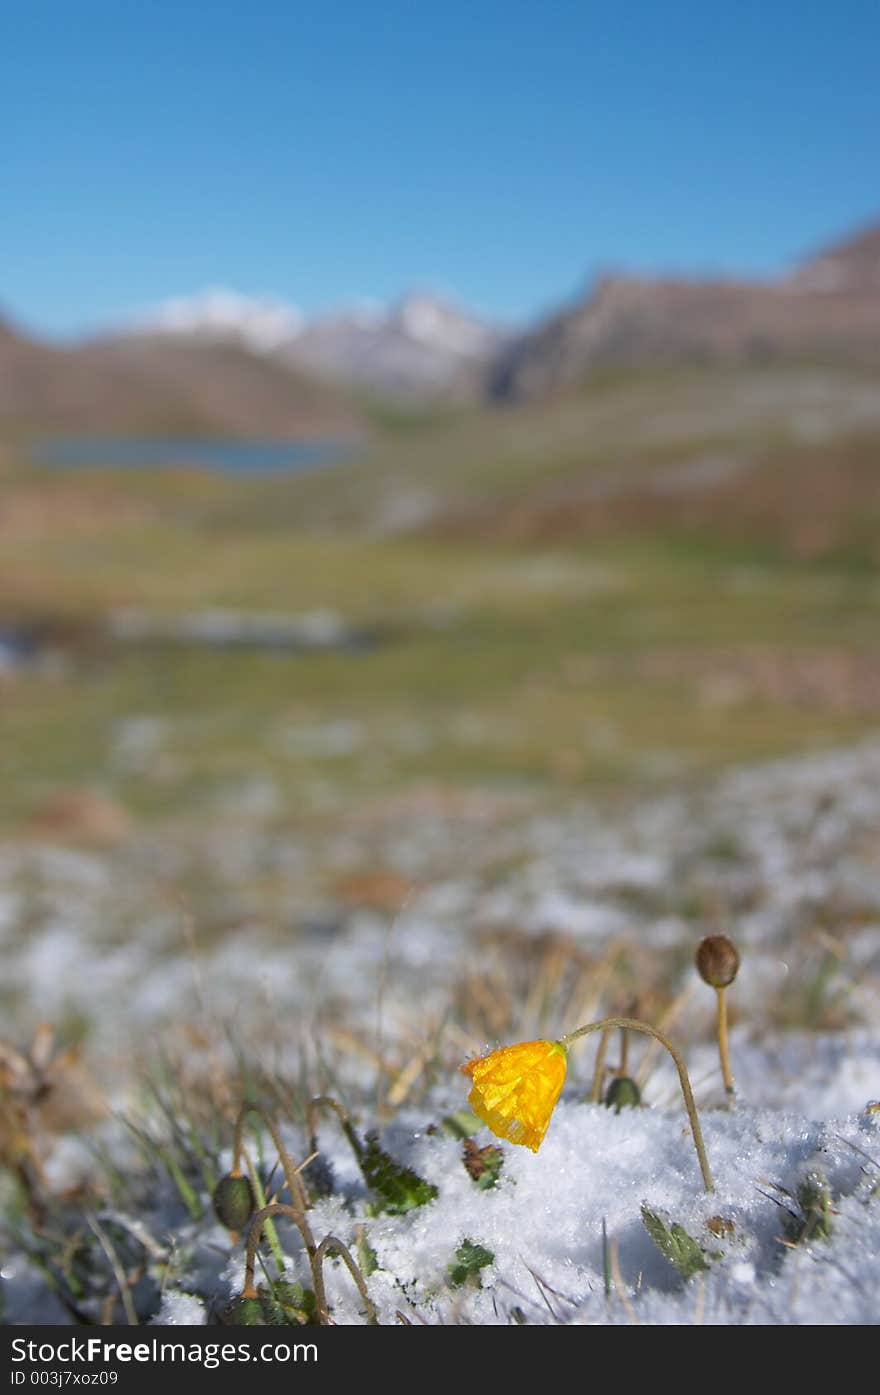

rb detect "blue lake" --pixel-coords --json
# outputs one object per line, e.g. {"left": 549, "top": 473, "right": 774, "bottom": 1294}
{"left": 34, "top": 437, "right": 353, "bottom": 475}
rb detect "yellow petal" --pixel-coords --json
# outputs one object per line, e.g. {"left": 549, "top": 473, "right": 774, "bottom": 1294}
{"left": 460, "top": 1039, "right": 567, "bottom": 1152}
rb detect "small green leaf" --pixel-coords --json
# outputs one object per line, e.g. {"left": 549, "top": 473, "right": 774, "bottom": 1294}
{"left": 257, "top": 1291, "right": 287, "bottom": 1324}
{"left": 783, "top": 1172, "right": 834, "bottom": 1245}
{"left": 448, "top": 1239, "right": 495, "bottom": 1289}
{"left": 462, "top": 1138, "right": 504, "bottom": 1190}
{"left": 354, "top": 1227, "right": 379, "bottom": 1277}
{"left": 641, "top": 1204, "right": 709, "bottom": 1279}
{"left": 221, "top": 1296, "right": 266, "bottom": 1325}
{"left": 269, "top": 1280, "right": 317, "bottom": 1324}
{"left": 359, "top": 1131, "right": 438, "bottom": 1214}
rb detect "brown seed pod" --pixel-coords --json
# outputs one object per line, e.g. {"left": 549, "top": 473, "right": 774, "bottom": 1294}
{"left": 695, "top": 934, "right": 740, "bottom": 989}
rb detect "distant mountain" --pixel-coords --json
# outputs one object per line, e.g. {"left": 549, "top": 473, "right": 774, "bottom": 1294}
{"left": 284, "top": 292, "right": 502, "bottom": 400}
{"left": 491, "top": 220, "right": 880, "bottom": 401}
{"left": 116, "top": 289, "right": 504, "bottom": 401}
{"left": 0, "top": 316, "right": 129, "bottom": 433}
{"left": 122, "top": 288, "right": 305, "bottom": 352}
{"left": 788, "top": 221, "right": 880, "bottom": 294}
{"left": 6, "top": 215, "right": 880, "bottom": 432}
{"left": 0, "top": 312, "right": 365, "bottom": 440}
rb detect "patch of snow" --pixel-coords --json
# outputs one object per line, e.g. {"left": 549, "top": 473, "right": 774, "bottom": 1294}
{"left": 153, "top": 1291, "right": 208, "bottom": 1325}
{"left": 122, "top": 288, "right": 304, "bottom": 352}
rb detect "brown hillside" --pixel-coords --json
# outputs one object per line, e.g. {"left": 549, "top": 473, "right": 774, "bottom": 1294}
{"left": 491, "top": 222, "right": 880, "bottom": 401}
{"left": 0, "top": 317, "right": 366, "bottom": 439}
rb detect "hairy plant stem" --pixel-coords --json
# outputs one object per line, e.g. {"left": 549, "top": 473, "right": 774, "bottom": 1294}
{"left": 242, "top": 1206, "right": 377, "bottom": 1324}
{"left": 233, "top": 1105, "right": 328, "bottom": 1310}
{"left": 314, "top": 1236, "right": 378, "bottom": 1324}
{"left": 619, "top": 1026, "right": 629, "bottom": 1076}
{"left": 563, "top": 1016, "right": 714, "bottom": 1192}
{"left": 232, "top": 1104, "right": 310, "bottom": 1214}
{"left": 242, "top": 1203, "right": 326, "bottom": 1320}
{"left": 241, "top": 1143, "right": 284, "bottom": 1273}
{"left": 308, "top": 1093, "right": 367, "bottom": 1176}
{"left": 716, "top": 988, "right": 735, "bottom": 1098}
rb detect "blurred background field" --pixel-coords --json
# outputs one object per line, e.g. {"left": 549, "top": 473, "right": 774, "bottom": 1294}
{"left": 3, "top": 355, "right": 880, "bottom": 831}
{"left": 4, "top": 319, "right": 880, "bottom": 1065}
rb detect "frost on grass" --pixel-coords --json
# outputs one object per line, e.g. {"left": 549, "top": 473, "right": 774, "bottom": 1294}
{"left": 2, "top": 740, "right": 880, "bottom": 1324}
{"left": 154, "top": 1291, "right": 207, "bottom": 1325}
{"left": 10, "top": 1071, "right": 877, "bottom": 1326}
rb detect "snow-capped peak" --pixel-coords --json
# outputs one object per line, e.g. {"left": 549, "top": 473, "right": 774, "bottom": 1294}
{"left": 106, "top": 285, "right": 502, "bottom": 398}
{"left": 394, "top": 292, "right": 497, "bottom": 358}
{"left": 123, "top": 288, "right": 305, "bottom": 352}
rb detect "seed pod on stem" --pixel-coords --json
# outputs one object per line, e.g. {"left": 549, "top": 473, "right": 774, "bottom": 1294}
{"left": 696, "top": 935, "right": 740, "bottom": 989}
{"left": 604, "top": 1076, "right": 641, "bottom": 1112}
{"left": 696, "top": 934, "right": 740, "bottom": 1099}
{"left": 213, "top": 1172, "right": 255, "bottom": 1233}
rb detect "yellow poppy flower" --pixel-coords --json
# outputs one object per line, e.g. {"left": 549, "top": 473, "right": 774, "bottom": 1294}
{"left": 460, "top": 1039, "right": 568, "bottom": 1152}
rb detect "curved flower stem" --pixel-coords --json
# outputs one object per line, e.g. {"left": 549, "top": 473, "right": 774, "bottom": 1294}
{"left": 716, "top": 988, "right": 735, "bottom": 1099}
{"left": 619, "top": 1026, "right": 629, "bottom": 1076}
{"left": 314, "top": 1235, "right": 378, "bottom": 1325}
{"left": 562, "top": 1016, "right": 714, "bottom": 1192}
{"left": 243, "top": 1203, "right": 328, "bottom": 1322}
{"left": 233, "top": 1106, "right": 332, "bottom": 1312}
{"left": 308, "top": 1094, "right": 363, "bottom": 1165}
{"left": 241, "top": 1142, "right": 285, "bottom": 1273}
{"left": 589, "top": 1025, "right": 612, "bottom": 1104}
{"left": 233, "top": 1104, "right": 310, "bottom": 1214}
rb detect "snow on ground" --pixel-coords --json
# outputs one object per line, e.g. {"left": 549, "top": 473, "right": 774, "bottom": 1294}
{"left": 3, "top": 738, "right": 880, "bottom": 1065}
{"left": 2, "top": 739, "right": 880, "bottom": 1323}
{"left": 17, "top": 1046, "right": 875, "bottom": 1327}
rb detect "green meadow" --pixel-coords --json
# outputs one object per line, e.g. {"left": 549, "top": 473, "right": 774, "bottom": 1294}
{"left": 3, "top": 361, "right": 880, "bottom": 831}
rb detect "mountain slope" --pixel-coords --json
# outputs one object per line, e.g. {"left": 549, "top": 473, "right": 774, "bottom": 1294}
{"left": 0, "top": 314, "right": 365, "bottom": 439}
{"left": 789, "top": 219, "right": 880, "bottom": 293}
{"left": 79, "top": 336, "right": 365, "bottom": 437}
{"left": 491, "top": 222, "right": 880, "bottom": 401}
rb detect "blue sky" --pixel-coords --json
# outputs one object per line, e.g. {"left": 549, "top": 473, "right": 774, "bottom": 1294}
{"left": 3, "top": 0, "right": 879, "bottom": 337}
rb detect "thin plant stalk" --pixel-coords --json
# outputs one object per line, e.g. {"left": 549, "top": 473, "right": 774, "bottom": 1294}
{"left": 233, "top": 1104, "right": 310, "bottom": 1215}
{"left": 314, "top": 1236, "right": 378, "bottom": 1325}
{"left": 243, "top": 1203, "right": 327, "bottom": 1321}
{"left": 308, "top": 1094, "right": 363, "bottom": 1164}
{"left": 241, "top": 1142, "right": 285, "bottom": 1274}
{"left": 589, "top": 1024, "right": 612, "bottom": 1104}
{"left": 233, "top": 1106, "right": 323, "bottom": 1305}
{"left": 602, "top": 1217, "right": 611, "bottom": 1302}
{"left": 716, "top": 988, "right": 735, "bottom": 1098}
{"left": 694, "top": 935, "right": 740, "bottom": 1100}
{"left": 86, "top": 1213, "right": 138, "bottom": 1326}
{"left": 242, "top": 1207, "right": 377, "bottom": 1324}
{"left": 619, "top": 1026, "right": 629, "bottom": 1076}
{"left": 609, "top": 1237, "right": 639, "bottom": 1325}
{"left": 562, "top": 1016, "right": 713, "bottom": 1192}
